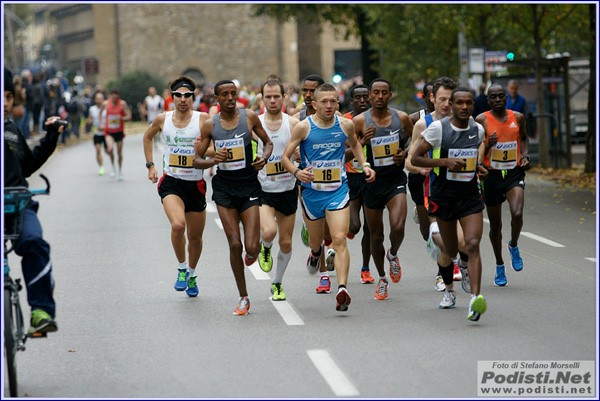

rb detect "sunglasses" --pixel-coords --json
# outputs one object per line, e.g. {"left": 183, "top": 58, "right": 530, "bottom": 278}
{"left": 172, "top": 92, "right": 193, "bottom": 98}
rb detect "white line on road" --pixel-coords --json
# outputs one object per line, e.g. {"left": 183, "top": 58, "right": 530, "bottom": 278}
{"left": 206, "top": 201, "right": 217, "bottom": 213}
{"left": 585, "top": 258, "right": 596, "bottom": 263}
{"left": 307, "top": 349, "right": 359, "bottom": 397}
{"left": 247, "top": 262, "right": 271, "bottom": 280}
{"left": 214, "top": 218, "right": 223, "bottom": 230}
{"left": 520, "top": 232, "right": 565, "bottom": 247}
{"left": 270, "top": 298, "right": 305, "bottom": 325}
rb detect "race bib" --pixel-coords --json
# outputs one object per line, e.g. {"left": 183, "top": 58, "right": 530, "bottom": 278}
{"left": 490, "top": 141, "right": 518, "bottom": 170}
{"left": 311, "top": 159, "right": 342, "bottom": 191}
{"left": 265, "top": 155, "right": 292, "bottom": 182}
{"left": 447, "top": 148, "right": 477, "bottom": 182}
{"left": 370, "top": 134, "right": 399, "bottom": 167}
{"left": 168, "top": 147, "right": 194, "bottom": 168}
{"left": 215, "top": 138, "right": 245, "bottom": 171}
{"left": 107, "top": 114, "right": 121, "bottom": 130}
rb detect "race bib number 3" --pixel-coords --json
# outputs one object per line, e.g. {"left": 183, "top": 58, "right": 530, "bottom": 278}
{"left": 370, "top": 134, "right": 399, "bottom": 167}
{"left": 215, "top": 138, "right": 245, "bottom": 170}
{"left": 490, "top": 141, "right": 518, "bottom": 170}
{"left": 311, "top": 160, "right": 342, "bottom": 191}
{"left": 447, "top": 148, "right": 477, "bottom": 182}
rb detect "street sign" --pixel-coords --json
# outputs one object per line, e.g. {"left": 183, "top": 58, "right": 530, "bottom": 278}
{"left": 469, "top": 47, "right": 486, "bottom": 74}
{"left": 485, "top": 50, "right": 508, "bottom": 73}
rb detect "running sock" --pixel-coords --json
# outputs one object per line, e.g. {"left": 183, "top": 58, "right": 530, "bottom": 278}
{"left": 386, "top": 249, "right": 397, "bottom": 261}
{"left": 337, "top": 285, "right": 346, "bottom": 292}
{"left": 273, "top": 251, "right": 291, "bottom": 283}
{"left": 439, "top": 262, "right": 454, "bottom": 285}
{"left": 262, "top": 240, "right": 273, "bottom": 249}
{"left": 188, "top": 267, "right": 196, "bottom": 278}
{"left": 319, "top": 271, "right": 329, "bottom": 278}
{"left": 179, "top": 262, "right": 188, "bottom": 270}
{"left": 458, "top": 251, "right": 469, "bottom": 263}
{"left": 361, "top": 266, "right": 370, "bottom": 272}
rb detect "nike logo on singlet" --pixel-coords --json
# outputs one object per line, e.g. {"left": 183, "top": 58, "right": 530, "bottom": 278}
{"left": 249, "top": 197, "right": 258, "bottom": 201}
{"left": 468, "top": 134, "right": 476, "bottom": 139}
{"left": 390, "top": 129, "right": 400, "bottom": 135}
{"left": 235, "top": 132, "right": 247, "bottom": 138}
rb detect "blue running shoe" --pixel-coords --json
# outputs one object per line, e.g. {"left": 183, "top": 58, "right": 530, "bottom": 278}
{"left": 174, "top": 268, "right": 189, "bottom": 291}
{"left": 494, "top": 264, "right": 507, "bottom": 287}
{"left": 186, "top": 276, "right": 199, "bottom": 297}
{"left": 508, "top": 243, "right": 523, "bottom": 271}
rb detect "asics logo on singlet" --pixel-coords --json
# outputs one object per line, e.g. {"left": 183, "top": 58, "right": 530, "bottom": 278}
{"left": 496, "top": 143, "right": 515, "bottom": 150}
{"left": 315, "top": 160, "right": 338, "bottom": 168}
{"left": 235, "top": 132, "right": 247, "bottom": 138}
{"left": 313, "top": 142, "right": 341, "bottom": 149}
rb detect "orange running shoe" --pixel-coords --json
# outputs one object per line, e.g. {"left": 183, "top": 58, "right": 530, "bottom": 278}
{"left": 374, "top": 278, "right": 389, "bottom": 300}
{"left": 388, "top": 253, "right": 402, "bottom": 283}
{"left": 360, "top": 269, "right": 375, "bottom": 284}
{"left": 233, "top": 297, "right": 250, "bottom": 316}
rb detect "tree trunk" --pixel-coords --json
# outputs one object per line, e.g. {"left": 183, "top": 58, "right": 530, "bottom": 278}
{"left": 532, "top": 5, "right": 550, "bottom": 167}
{"left": 585, "top": 3, "right": 596, "bottom": 173}
{"left": 357, "top": 9, "right": 377, "bottom": 85}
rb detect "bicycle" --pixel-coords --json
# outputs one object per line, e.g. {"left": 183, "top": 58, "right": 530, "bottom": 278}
{"left": 3, "top": 174, "right": 51, "bottom": 397}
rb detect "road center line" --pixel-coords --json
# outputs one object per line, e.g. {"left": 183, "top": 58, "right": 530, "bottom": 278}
{"left": 520, "top": 232, "right": 565, "bottom": 247}
{"left": 270, "top": 298, "right": 305, "bottom": 325}
{"left": 307, "top": 349, "right": 359, "bottom": 397}
{"left": 214, "top": 218, "right": 223, "bottom": 230}
{"left": 247, "top": 262, "right": 271, "bottom": 280}
{"left": 585, "top": 257, "right": 596, "bottom": 262}
{"left": 206, "top": 201, "right": 217, "bottom": 213}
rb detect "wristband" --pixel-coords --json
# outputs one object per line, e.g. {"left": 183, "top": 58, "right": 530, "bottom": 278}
{"left": 361, "top": 162, "right": 371, "bottom": 169}
{"left": 293, "top": 168, "right": 301, "bottom": 178}
{"left": 145, "top": 161, "right": 154, "bottom": 169}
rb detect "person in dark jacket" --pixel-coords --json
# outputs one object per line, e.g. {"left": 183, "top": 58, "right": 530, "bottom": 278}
{"left": 4, "top": 67, "right": 64, "bottom": 335}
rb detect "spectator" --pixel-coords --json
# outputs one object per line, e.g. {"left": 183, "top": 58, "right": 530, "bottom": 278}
{"left": 473, "top": 82, "right": 491, "bottom": 117}
{"left": 506, "top": 79, "right": 527, "bottom": 113}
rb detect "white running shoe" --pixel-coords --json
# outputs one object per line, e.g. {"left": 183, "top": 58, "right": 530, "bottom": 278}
{"left": 325, "top": 248, "right": 335, "bottom": 272}
{"left": 434, "top": 275, "right": 446, "bottom": 292}
{"left": 438, "top": 289, "right": 456, "bottom": 309}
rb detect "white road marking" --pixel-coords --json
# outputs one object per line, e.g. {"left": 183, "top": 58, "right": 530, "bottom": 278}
{"left": 307, "top": 349, "right": 359, "bottom": 397}
{"left": 246, "top": 262, "right": 271, "bottom": 280}
{"left": 270, "top": 298, "right": 305, "bottom": 325}
{"left": 520, "top": 232, "right": 565, "bottom": 247}
{"left": 585, "top": 258, "right": 596, "bottom": 263}
{"left": 214, "top": 218, "right": 223, "bottom": 230}
{"left": 206, "top": 201, "right": 217, "bottom": 213}
{"left": 483, "top": 217, "right": 490, "bottom": 224}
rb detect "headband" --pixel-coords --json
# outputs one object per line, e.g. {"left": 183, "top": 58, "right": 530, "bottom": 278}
{"left": 171, "top": 81, "right": 195, "bottom": 92}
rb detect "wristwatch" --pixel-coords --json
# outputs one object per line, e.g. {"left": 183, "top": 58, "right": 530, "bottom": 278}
{"left": 145, "top": 161, "right": 154, "bottom": 169}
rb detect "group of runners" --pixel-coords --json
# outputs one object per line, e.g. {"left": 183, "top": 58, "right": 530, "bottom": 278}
{"left": 141, "top": 73, "right": 529, "bottom": 322}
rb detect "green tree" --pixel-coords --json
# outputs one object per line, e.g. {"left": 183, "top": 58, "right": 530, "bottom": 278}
{"left": 106, "top": 70, "right": 165, "bottom": 121}
{"left": 3, "top": 3, "right": 32, "bottom": 70}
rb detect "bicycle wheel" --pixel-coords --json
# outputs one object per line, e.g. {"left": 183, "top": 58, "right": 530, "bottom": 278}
{"left": 4, "top": 286, "right": 18, "bottom": 397}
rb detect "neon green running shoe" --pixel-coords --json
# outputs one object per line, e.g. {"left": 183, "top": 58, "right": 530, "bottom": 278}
{"left": 258, "top": 243, "right": 273, "bottom": 272}
{"left": 467, "top": 294, "right": 487, "bottom": 322}
{"left": 301, "top": 223, "right": 309, "bottom": 247}
{"left": 28, "top": 309, "right": 58, "bottom": 335}
{"left": 271, "top": 283, "right": 287, "bottom": 301}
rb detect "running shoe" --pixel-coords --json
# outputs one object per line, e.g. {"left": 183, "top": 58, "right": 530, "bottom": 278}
{"left": 325, "top": 248, "right": 336, "bottom": 272}
{"left": 174, "top": 268, "right": 189, "bottom": 291}
{"left": 244, "top": 253, "right": 256, "bottom": 267}
{"left": 98, "top": 166, "right": 105, "bottom": 176}
{"left": 453, "top": 260, "right": 462, "bottom": 281}
{"left": 301, "top": 223, "right": 310, "bottom": 247}
{"left": 271, "top": 283, "right": 286, "bottom": 301}
{"left": 335, "top": 287, "right": 351, "bottom": 312}
{"left": 109, "top": 172, "right": 116, "bottom": 179}
{"left": 360, "top": 269, "right": 375, "bottom": 284}
{"left": 467, "top": 294, "right": 487, "bottom": 321}
{"left": 316, "top": 276, "right": 331, "bottom": 294}
{"left": 458, "top": 261, "right": 470, "bottom": 293}
{"left": 186, "top": 276, "right": 199, "bottom": 297}
{"left": 388, "top": 253, "right": 402, "bottom": 283}
{"left": 258, "top": 243, "right": 273, "bottom": 272}
{"left": 438, "top": 289, "right": 456, "bottom": 309}
{"left": 434, "top": 275, "right": 446, "bottom": 292}
{"left": 374, "top": 278, "right": 389, "bottom": 300}
{"left": 117, "top": 173, "right": 124, "bottom": 181}
{"left": 494, "top": 264, "right": 507, "bottom": 287}
{"left": 426, "top": 236, "right": 440, "bottom": 260}
{"left": 412, "top": 206, "right": 419, "bottom": 224}
{"left": 306, "top": 246, "right": 322, "bottom": 274}
{"left": 28, "top": 309, "right": 58, "bottom": 335}
{"left": 233, "top": 296, "right": 250, "bottom": 316}
{"left": 508, "top": 243, "right": 524, "bottom": 271}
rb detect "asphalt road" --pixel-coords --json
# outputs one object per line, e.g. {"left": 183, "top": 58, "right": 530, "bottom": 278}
{"left": 4, "top": 130, "right": 597, "bottom": 398}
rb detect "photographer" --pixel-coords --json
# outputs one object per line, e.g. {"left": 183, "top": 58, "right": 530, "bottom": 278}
{"left": 4, "top": 68, "right": 65, "bottom": 335}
